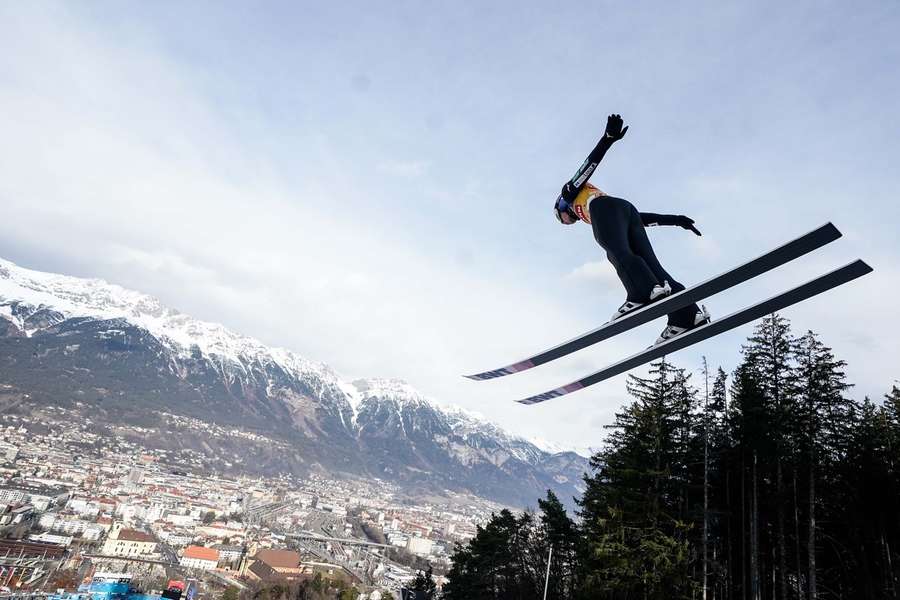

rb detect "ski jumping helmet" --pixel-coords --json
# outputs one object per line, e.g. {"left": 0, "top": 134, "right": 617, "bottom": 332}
{"left": 554, "top": 194, "right": 579, "bottom": 225}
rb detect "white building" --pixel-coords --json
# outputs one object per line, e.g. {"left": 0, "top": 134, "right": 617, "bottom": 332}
{"left": 66, "top": 497, "right": 101, "bottom": 518}
{"left": 0, "top": 488, "right": 27, "bottom": 505}
{"left": 1, "top": 445, "right": 17, "bottom": 464}
{"left": 115, "top": 503, "right": 142, "bottom": 523}
{"left": 29, "top": 532, "right": 73, "bottom": 546}
{"left": 39, "top": 513, "right": 106, "bottom": 540}
{"left": 127, "top": 468, "right": 144, "bottom": 486}
{"left": 0, "top": 503, "right": 34, "bottom": 527}
{"left": 101, "top": 525, "right": 158, "bottom": 557}
{"left": 180, "top": 545, "right": 219, "bottom": 571}
{"left": 215, "top": 545, "right": 244, "bottom": 564}
{"left": 159, "top": 531, "right": 195, "bottom": 547}
{"left": 38, "top": 513, "right": 57, "bottom": 529}
{"left": 166, "top": 513, "right": 198, "bottom": 527}
{"left": 0, "top": 483, "right": 69, "bottom": 511}
{"left": 197, "top": 523, "right": 245, "bottom": 540}
{"left": 406, "top": 536, "right": 433, "bottom": 557}
{"left": 144, "top": 504, "right": 164, "bottom": 522}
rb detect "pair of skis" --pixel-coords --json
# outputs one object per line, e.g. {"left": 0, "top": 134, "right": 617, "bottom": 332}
{"left": 465, "top": 223, "right": 872, "bottom": 405}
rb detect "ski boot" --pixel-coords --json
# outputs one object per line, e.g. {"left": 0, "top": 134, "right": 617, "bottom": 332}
{"left": 654, "top": 305, "right": 711, "bottom": 345}
{"left": 609, "top": 281, "right": 672, "bottom": 322}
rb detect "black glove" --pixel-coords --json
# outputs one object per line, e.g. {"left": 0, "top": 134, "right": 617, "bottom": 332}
{"left": 604, "top": 114, "right": 629, "bottom": 141}
{"left": 676, "top": 215, "right": 702, "bottom": 236}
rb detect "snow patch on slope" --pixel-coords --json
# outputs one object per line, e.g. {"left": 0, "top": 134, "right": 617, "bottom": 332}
{"left": 528, "top": 437, "right": 594, "bottom": 458}
{"left": 353, "top": 378, "right": 424, "bottom": 402}
{"left": 0, "top": 304, "right": 16, "bottom": 325}
{"left": 338, "top": 380, "right": 364, "bottom": 412}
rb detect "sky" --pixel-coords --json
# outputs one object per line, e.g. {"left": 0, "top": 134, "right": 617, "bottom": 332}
{"left": 1, "top": 1, "right": 899, "bottom": 451}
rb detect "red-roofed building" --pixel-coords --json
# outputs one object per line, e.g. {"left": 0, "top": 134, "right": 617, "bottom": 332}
{"left": 242, "top": 548, "right": 304, "bottom": 581}
{"left": 180, "top": 545, "right": 219, "bottom": 571}
{"left": 95, "top": 516, "right": 114, "bottom": 533}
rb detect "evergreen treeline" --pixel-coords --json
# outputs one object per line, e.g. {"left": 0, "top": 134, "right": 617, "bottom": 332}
{"left": 443, "top": 314, "right": 900, "bottom": 599}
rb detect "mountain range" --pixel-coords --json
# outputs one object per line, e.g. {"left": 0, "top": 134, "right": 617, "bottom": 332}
{"left": 0, "top": 258, "right": 588, "bottom": 508}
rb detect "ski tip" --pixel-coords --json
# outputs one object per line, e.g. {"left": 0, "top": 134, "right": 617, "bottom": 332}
{"left": 516, "top": 382, "right": 585, "bottom": 405}
{"left": 821, "top": 221, "right": 842, "bottom": 240}
{"left": 851, "top": 258, "right": 874, "bottom": 276}
{"left": 464, "top": 371, "right": 507, "bottom": 381}
{"left": 464, "top": 360, "right": 537, "bottom": 381}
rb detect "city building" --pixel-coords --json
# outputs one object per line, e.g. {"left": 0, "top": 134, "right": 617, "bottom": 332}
{"left": 0, "top": 482, "right": 69, "bottom": 511}
{"left": 101, "top": 525, "right": 158, "bottom": 557}
{"left": 214, "top": 544, "right": 244, "bottom": 564}
{"left": 1, "top": 445, "right": 17, "bottom": 464}
{"left": 180, "top": 545, "right": 219, "bottom": 571}
{"left": 1, "top": 502, "right": 35, "bottom": 528}
{"left": 406, "top": 536, "right": 434, "bottom": 557}
{"left": 158, "top": 530, "right": 195, "bottom": 547}
{"left": 39, "top": 513, "right": 106, "bottom": 540}
{"left": 127, "top": 468, "right": 145, "bottom": 486}
{"left": 244, "top": 548, "right": 304, "bottom": 581}
{"left": 29, "top": 532, "right": 74, "bottom": 546}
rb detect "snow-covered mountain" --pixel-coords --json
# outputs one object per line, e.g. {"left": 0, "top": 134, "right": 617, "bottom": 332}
{"left": 0, "top": 257, "right": 588, "bottom": 507}
{"left": 0, "top": 257, "right": 329, "bottom": 371}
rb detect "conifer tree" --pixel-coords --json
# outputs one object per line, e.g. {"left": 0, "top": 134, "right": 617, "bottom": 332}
{"left": 728, "top": 354, "right": 771, "bottom": 600}
{"left": 537, "top": 489, "right": 578, "bottom": 599}
{"left": 443, "top": 509, "right": 541, "bottom": 599}
{"left": 410, "top": 566, "right": 437, "bottom": 599}
{"left": 794, "top": 330, "right": 851, "bottom": 599}
{"left": 579, "top": 360, "right": 699, "bottom": 599}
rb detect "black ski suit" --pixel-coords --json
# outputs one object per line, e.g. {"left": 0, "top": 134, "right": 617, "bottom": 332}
{"left": 560, "top": 135, "right": 700, "bottom": 328}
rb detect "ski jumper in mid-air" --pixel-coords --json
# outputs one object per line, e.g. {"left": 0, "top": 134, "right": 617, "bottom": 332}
{"left": 553, "top": 114, "right": 710, "bottom": 343}
{"left": 465, "top": 113, "right": 868, "bottom": 398}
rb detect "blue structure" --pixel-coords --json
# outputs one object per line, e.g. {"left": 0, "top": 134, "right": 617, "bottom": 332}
{"left": 49, "top": 573, "right": 164, "bottom": 600}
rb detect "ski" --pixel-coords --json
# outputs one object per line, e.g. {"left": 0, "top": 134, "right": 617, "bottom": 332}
{"left": 465, "top": 223, "right": 841, "bottom": 381}
{"left": 516, "top": 259, "right": 872, "bottom": 405}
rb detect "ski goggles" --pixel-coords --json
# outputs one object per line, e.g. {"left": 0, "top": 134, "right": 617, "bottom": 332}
{"left": 554, "top": 195, "right": 578, "bottom": 224}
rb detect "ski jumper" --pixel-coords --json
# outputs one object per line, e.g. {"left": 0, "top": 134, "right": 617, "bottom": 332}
{"left": 559, "top": 136, "right": 700, "bottom": 328}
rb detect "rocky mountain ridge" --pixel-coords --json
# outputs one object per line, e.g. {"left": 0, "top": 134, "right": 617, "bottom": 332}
{"left": 0, "top": 258, "right": 588, "bottom": 508}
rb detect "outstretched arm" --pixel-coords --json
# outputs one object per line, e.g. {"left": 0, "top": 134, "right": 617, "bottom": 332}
{"left": 559, "top": 114, "right": 628, "bottom": 203}
{"left": 641, "top": 212, "right": 702, "bottom": 236}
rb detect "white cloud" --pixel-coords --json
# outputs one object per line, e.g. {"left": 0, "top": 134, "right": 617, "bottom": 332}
{"left": 566, "top": 260, "right": 620, "bottom": 287}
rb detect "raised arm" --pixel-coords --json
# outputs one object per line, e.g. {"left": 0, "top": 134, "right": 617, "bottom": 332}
{"left": 559, "top": 114, "right": 628, "bottom": 203}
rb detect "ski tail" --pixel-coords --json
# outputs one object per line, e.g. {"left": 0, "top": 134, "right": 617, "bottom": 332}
{"left": 517, "top": 259, "right": 872, "bottom": 405}
{"left": 465, "top": 223, "right": 841, "bottom": 381}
